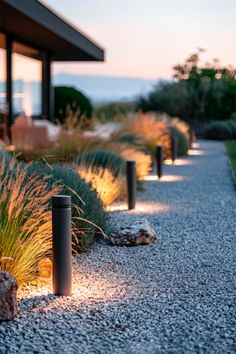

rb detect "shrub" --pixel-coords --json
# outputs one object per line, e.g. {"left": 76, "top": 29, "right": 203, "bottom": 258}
{"left": 118, "top": 133, "right": 143, "bottom": 145}
{"left": 227, "top": 120, "right": 236, "bottom": 137}
{"left": 0, "top": 157, "right": 60, "bottom": 286}
{"left": 136, "top": 50, "right": 236, "bottom": 122}
{"left": 204, "top": 120, "right": 236, "bottom": 140}
{"left": 14, "top": 129, "right": 105, "bottom": 163}
{"left": 230, "top": 112, "right": 236, "bottom": 121}
{"left": 123, "top": 112, "right": 171, "bottom": 158}
{"left": 116, "top": 133, "right": 149, "bottom": 153}
{"left": 14, "top": 136, "right": 79, "bottom": 163}
{"left": 27, "top": 163, "right": 107, "bottom": 252}
{"left": 225, "top": 141, "right": 236, "bottom": 181}
{"left": 170, "top": 126, "right": 189, "bottom": 156}
{"left": 171, "top": 117, "right": 190, "bottom": 142}
{"left": 94, "top": 101, "right": 134, "bottom": 122}
{"left": 77, "top": 165, "right": 125, "bottom": 207}
{"left": 75, "top": 150, "right": 126, "bottom": 177}
{"left": 120, "top": 147, "right": 151, "bottom": 179}
{"left": 54, "top": 86, "right": 93, "bottom": 124}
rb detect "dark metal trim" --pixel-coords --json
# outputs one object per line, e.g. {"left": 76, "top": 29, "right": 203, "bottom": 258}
{"left": 0, "top": 0, "right": 104, "bottom": 61}
{"left": 6, "top": 34, "right": 12, "bottom": 127}
{"left": 42, "top": 52, "right": 53, "bottom": 121}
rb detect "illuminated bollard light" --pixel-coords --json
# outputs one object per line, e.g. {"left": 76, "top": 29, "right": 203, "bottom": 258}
{"left": 156, "top": 145, "right": 163, "bottom": 179}
{"left": 171, "top": 136, "right": 177, "bottom": 164}
{"left": 52, "top": 195, "right": 72, "bottom": 296}
{"left": 126, "top": 160, "right": 136, "bottom": 210}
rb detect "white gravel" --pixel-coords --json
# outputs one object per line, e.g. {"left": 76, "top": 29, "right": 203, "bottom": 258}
{"left": 0, "top": 140, "right": 236, "bottom": 354}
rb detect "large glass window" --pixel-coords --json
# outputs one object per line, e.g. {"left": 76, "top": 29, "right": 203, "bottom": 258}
{"left": 0, "top": 32, "right": 6, "bottom": 111}
{"left": 12, "top": 42, "right": 42, "bottom": 117}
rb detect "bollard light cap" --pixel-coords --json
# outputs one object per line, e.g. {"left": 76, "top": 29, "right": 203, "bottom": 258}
{"left": 126, "top": 160, "right": 136, "bottom": 166}
{"left": 52, "top": 195, "right": 71, "bottom": 207}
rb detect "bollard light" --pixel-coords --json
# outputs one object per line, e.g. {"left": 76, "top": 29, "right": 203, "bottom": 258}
{"left": 126, "top": 161, "right": 136, "bottom": 210}
{"left": 52, "top": 195, "right": 72, "bottom": 296}
{"left": 156, "top": 145, "right": 163, "bottom": 179}
{"left": 171, "top": 136, "right": 177, "bottom": 164}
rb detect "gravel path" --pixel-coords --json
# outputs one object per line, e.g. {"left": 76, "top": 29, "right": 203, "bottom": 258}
{"left": 1, "top": 140, "right": 236, "bottom": 354}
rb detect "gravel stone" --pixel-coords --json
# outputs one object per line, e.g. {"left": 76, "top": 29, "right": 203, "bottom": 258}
{"left": 0, "top": 140, "right": 235, "bottom": 353}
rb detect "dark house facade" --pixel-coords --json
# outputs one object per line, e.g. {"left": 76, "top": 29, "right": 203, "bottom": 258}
{"left": 0, "top": 0, "right": 104, "bottom": 128}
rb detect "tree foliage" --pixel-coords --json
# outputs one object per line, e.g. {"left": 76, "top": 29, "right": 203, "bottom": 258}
{"left": 54, "top": 86, "right": 93, "bottom": 124}
{"left": 137, "top": 49, "right": 236, "bottom": 122}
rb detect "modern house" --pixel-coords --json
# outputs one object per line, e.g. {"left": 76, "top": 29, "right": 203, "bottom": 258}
{"left": 0, "top": 0, "right": 104, "bottom": 131}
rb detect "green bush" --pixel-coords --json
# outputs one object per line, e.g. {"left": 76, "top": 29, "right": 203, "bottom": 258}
{"left": 54, "top": 86, "right": 93, "bottom": 124}
{"left": 94, "top": 101, "right": 134, "bottom": 122}
{"left": 27, "top": 162, "right": 107, "bottom": 251}
{"left": 204, "top": 120, "right": 236, "bottom": 140}
{"left": 230, "top": 112, "right": 236, "bottom": 121}
{"left": 225, "top": 141, "right": 236, "bottom": 182}
{"left": 227, "top": 120, "right": 236, "bottom": 137}
{"left": 170, "top": 126, "right": 189, "bottom": 156}
{"left": 118, "top": 133, "right": 142, "bottom": 145}
{"left": 117, "top": 133, "right": 149, "bottom": 154}
{"left": 75, "top": 150, "right": 126, "bottom": 177}
{"left": 136, "top": 50, "right": 236, "bottom": 122}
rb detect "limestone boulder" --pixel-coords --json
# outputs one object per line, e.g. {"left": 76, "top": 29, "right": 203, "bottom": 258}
{"left": 109, "top": 219, "right": 157, "bottom": 246}
{"left": 0, "top": 271, "right": 18, "bottom": 321}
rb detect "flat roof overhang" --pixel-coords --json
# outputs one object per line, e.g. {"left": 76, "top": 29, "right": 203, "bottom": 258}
{"left": 0, "top": 0, "right": 104, "bottom": 61}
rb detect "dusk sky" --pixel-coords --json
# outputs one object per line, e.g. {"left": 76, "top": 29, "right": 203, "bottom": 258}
{"left": 46, "top": 0, "right": 236, "bottom": 80}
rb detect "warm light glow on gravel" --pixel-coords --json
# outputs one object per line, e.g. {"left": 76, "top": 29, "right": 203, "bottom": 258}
{"left": 18, "top": 267, "right": 131, "bottom": 303}
{"left": 141, "top": 175, "right": 158, "bottom": 181}
{"left": 164, "top": 159, "right": 193, "bottom": 166}
{"left": 107, "top": 201, "right": 170, "bottom": 214}
{"left": 192, "top": 142, "right": 200, "bottom": 148}
{"left": 188, "top": 149, "right": 206, "bottom": 156}
{"left": 142, "top": 175, "right": 185, "bottom": 182}
{"left": 160, "top": 175, "right": 185, "bottom": 182}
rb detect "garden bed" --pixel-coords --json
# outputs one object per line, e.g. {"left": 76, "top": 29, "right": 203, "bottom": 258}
{"left": 1, "top": 141, "right": 236, "bottom": 353}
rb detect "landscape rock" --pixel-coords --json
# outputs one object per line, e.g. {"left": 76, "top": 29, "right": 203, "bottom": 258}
{"left": 109, "top": 218, "right": 157, "bottom": 246}
{"left": 0, "top": 271, "right": 18, "bottom": 321}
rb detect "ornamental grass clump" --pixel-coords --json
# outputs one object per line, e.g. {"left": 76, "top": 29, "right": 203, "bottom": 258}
{"left": 171, "top": 117, "right": 191, "bottom": 142}
{"left": 27, "top": 162, "right": 107, "bottom": 252}
{"left": 75, "top": 150, "right": 126, "bottom": 177}
{"left": 120, "top": 148, "right": 151, "bottom": 179}
{"left": 170, "top": 126, "right": 189, "bottom": 156}
{"left": 124, "top": 112, "right": 170, "bottom": 158}
{"left": 0, "top": 157, "right": 60, "bottom": 287}
{"left": 77, "top": 165, "right": 125, "bottom": 207}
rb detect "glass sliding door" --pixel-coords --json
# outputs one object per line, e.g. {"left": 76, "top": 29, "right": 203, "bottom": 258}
{"left": 0, "top": 32, "right": 6, "bottom": 111}
{"left": 0, "top": 32, "right": 8, "bottom": 140}
{"left": 12, "top": 42, "right": 42, "bottom": 118}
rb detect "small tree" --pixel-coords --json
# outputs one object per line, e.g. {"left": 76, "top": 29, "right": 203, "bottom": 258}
{"left": 136, "top": 49, "right": 236, "bottom": 122}
{"left": 54, "top": 86, "right": 93, "bottom": 125}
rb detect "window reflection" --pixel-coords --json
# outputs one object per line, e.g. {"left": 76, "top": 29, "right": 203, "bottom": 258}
{"left": 0, "top": 32, "right": 6, "bottom": 111}
{"left": 12, "top": 42, "right": 42, "bottom": 117}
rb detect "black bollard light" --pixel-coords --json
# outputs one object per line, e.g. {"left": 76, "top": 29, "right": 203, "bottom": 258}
{"left": 156, "top": 145, "right": 163, "bottom": 179}
{"left": 126, "top": 160, "right": 136, "bottom": 210}
{"left": 52, "top": 195, "right": 72, "bottom": 296}
{"left": 171, "top": 136, "right": 177, "bottom": 164}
